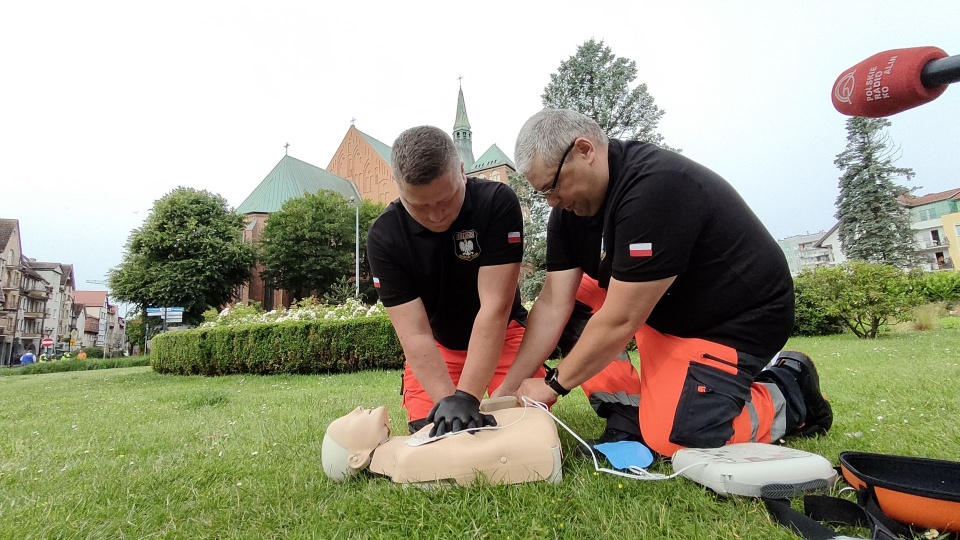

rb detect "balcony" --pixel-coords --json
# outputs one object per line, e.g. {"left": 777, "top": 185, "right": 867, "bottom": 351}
{"left": 25, "top": 287, "right": 51, "bottom": 300}
{"left": 21, "top": 332, "right": 41, "bottom": 339}
{"left": 0, "top": 325, "right": 9, "bottom": 336}
{"left": 917, "top": 239, "right": 950, "bottom": 251}
{"left": 23, "top": 310, "right": 49, "bottom": 319}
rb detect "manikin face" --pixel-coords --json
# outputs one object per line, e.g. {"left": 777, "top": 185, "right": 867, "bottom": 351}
{"left": 398, "top": 163, "right": 467, "bottom": 233}
{"left": 524, "top": 138, "right": 605, "bottom": 217}
{"left": 335, "top": 406, "right": 391, "bottom": 450}
{"left": 321, "top": 406, "right": 392, "bottom": 480}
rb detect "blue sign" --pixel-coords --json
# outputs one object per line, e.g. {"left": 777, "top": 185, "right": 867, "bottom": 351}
{"left": 146, "top": 307, "right": 185, "bottom": 318}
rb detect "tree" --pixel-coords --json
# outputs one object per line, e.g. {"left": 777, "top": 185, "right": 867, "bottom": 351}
{"left": 542, "top": 39, "right": 670, "bottom": 146}
{"left": 258, "top": 191, "right": 383, "bottom": 302}
{"left": 508, "top": 172, "right": 551, "bottom": 301}
{"left": 109, "top": 187, "right": 256, "bottom": 325}
{"left": 834, "top": 117, "right": 918, "bottom": 267}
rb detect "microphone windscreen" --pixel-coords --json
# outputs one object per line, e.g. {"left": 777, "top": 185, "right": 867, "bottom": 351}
{"left": 832, "top": 46, "right": 948, "bottom": 117}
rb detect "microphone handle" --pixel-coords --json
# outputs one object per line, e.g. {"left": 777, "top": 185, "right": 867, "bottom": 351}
{"left": 921, "top": 54, "right": 960, "bottom": 88}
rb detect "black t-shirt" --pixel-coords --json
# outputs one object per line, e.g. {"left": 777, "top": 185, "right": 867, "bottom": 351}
{"left": 547, "top": 140, "right": 794, "bottom": 357}
{"left": 367, "top": 177, "right": 527, "bottom": 351}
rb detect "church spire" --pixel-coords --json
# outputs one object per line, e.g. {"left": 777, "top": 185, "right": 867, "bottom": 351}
{"left": 452, "top": 80, "right": 475, "bottom": 170}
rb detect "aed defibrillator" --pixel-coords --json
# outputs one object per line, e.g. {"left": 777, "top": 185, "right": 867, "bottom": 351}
{"left": 672, "top": 443, "right": 838, "bottom": 498}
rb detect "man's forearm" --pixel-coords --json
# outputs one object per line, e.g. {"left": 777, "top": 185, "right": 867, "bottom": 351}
{"left": 457, "top": 307, "right": 510, "bottom": 399}
{"left": 496, "top": 299, "right": 570, "bottom": 395}
{"left": 399, "top": 334, "right": 456, "bottom": 403}
{"left": 553, "top": 309, "right": 638, "bottom": 390}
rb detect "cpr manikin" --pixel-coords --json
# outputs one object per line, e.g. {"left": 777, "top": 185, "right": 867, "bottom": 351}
{"left": 322, "top": 398, "right": 563, "bottom": 486}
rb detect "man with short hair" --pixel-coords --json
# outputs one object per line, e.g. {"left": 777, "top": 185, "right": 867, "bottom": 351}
{"left": 496, "top": 109, "right": 832, "bottom": 457}
{"left": 20, "top": 349, "right": 36, "bottom": 366}
{"left": 367, "top": 125, "right": 544, "bottom": 436}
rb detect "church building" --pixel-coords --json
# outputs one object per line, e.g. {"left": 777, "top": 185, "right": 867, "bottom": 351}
{"left": 236, "top": 86, "right": 516, "bottom": 309}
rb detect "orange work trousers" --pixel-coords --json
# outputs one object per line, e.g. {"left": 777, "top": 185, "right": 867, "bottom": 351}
{"left": 574, "top": 275, "right": 778, "bottom": 456}
{"left": 401, "top": 320, "right": 545, "bottom": 421}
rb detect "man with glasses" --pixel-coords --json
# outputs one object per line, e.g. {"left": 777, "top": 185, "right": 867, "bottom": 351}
{"left": 367, "top": 126, "right": 545, "bottom": 438}
{"left": 495, "top": 109, "right": 832, "bottom": 457}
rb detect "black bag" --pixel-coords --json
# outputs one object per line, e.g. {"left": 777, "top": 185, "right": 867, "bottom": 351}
{"left": 764, "top": 451, "right": 960, "bottom": 539}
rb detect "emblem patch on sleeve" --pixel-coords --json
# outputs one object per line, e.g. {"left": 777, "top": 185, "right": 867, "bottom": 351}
{"left": 454, "top": 230, "right": 481, "bottom": 261}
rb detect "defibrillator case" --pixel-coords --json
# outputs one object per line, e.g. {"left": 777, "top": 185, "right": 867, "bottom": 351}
{"left": 672, "top": 443, "right": 838, "bottom": 498}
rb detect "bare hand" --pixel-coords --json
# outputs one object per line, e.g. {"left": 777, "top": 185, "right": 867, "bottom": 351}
{"left": 517, "top": 377, "right": 558, "bottom": 407}
{"left": 489, "top": 383, "right": 518, "bottom": 400}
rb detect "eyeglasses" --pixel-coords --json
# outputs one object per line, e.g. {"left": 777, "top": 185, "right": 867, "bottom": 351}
{"left": 535, "top": 141, "right": 575, "bottom": 196}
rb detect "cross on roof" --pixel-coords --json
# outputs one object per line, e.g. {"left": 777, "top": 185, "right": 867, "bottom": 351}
{"left": 350, "top": 117, "right": 356, "bottom": 126}
{"left": 284, "top": 142, "right": 290, "bottom": 155}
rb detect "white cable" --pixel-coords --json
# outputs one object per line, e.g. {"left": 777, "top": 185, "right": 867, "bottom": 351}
{"left": 520, "top": 397, "right": 708, "bottom": 481}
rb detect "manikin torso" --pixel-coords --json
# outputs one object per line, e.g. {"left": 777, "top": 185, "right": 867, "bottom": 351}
{"left": 370, "top": 405, "right": 563, "bottom": 486}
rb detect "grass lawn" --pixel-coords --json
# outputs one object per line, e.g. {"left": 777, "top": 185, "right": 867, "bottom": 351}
{"left": 1, "top": 329, "right": 958, "bottom": 539}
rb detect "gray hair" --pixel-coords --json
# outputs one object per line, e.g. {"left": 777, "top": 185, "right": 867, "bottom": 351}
{"left": 514, "top": 109, "right": 609, "bottom": 175}
{"left": 391, "top": 126, "right": 460, "bottom": 186}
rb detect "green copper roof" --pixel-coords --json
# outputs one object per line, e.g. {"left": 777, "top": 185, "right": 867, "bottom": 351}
{"left": 454, "top": 87, "right": 471, "bottom": 131}
{"left": 236, "top": 155, "right": 360, "bottom": 214}
{"left": 469, "top": 144, "right": 516, "bottom": 173}
{"left": 357, "top": 129, "right": 393, "bottom": 164}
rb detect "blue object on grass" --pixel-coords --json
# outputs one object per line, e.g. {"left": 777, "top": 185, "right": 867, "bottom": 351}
{"left": 594, "top": 441, "right": 654, "bottom": 470}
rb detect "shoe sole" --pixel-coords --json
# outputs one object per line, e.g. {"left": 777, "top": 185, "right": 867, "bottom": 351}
{"left": 776, "top": 351, "right": 833, "bottom": 436}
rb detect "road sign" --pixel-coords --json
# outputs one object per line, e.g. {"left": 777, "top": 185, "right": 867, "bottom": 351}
{"left": 147, "top": 307, "right": 185, "bottom": 320}
{"left": 41, "top": 338, "right": 54, "bottom": 347}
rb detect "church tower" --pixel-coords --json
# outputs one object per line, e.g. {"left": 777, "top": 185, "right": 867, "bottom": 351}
{"left": 452, "top": 84, "right": 475, "bottom": 170}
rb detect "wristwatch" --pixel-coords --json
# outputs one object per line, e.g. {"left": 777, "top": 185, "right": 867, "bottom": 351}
{"left": 544, "top": 366, "right": 571, "bottom": 397}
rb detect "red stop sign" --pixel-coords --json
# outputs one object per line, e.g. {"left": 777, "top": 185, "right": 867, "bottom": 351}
{"left": 41, "top": 338, "right": 54, "bottom": 347}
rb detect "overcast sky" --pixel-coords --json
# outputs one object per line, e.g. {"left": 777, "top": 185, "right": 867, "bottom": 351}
{"left": 2, "top": 1, "right": 958, "bottom": 311}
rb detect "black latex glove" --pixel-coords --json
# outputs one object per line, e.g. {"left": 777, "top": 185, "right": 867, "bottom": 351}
{"left": 426, "top": 390, "right": 497, "bottom": 437}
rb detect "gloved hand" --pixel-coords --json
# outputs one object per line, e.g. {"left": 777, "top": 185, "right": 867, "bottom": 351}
{"left": 426, "top": 390, "right": 497, "bottom": 437}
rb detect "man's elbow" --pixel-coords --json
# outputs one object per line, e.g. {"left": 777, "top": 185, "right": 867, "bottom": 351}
{"left": 477, "top": 300, "right": 514, "bottom": 323}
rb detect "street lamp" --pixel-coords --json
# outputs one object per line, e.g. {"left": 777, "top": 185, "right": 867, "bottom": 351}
{"left": 349, "top": 197, "right": 360, "bottom": 298}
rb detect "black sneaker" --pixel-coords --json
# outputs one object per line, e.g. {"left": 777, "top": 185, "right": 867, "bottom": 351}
{"left": 774, "top": 351, "right": 833, "bottom": 437}
{"left": 576, "top": 427, "right": 645, "bottom": 457}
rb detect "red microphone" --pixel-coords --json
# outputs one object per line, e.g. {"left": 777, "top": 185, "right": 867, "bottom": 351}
{"left": 832, "top": 46, "right": 958, "bottom": 117}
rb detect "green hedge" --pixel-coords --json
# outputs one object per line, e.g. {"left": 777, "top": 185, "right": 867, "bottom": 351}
{"left": 914, "top": 270, "right": 960, "bottom": 304}
{"left": 1, "top": 356, "right": 151, "bottom": 377}
{"left": 150, "top": 315, "right": 404, "bottom": 375}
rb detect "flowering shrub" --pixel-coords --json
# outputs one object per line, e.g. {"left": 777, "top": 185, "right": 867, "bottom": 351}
{"left": 201, "top": 298, "right": 385, "bottom": 328}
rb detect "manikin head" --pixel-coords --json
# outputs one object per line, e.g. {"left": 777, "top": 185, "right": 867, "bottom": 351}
{"left": 514, "top": 109, "right": 610, "bottom": 217}
{"left": 321, "top": 406, "right": 392, "bottom": 481}
{"left": 391, "top": 125, "right": 467, "bottom": 233}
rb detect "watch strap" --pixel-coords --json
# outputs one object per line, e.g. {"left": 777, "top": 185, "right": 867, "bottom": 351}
{"left": 544, "top": 366, "right": 571, "bottom": 396}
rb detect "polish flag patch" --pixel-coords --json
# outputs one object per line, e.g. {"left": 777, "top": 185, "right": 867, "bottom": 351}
{"left": 629, "top": 243, "right": 653, "bottom": 257}
{"left": 507, "top": 231, "right": 521, "bottom": 244}
{"left": 373, "top": 277, "right": 381, "bottom": 288}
